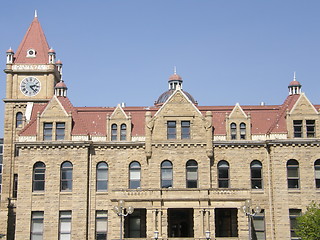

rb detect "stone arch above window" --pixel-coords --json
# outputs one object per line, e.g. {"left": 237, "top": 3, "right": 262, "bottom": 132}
{"left": 161, "top": 160, "right": 173, "bottom": 188}
{"left": 129, "top": 161, "right": 141, "bottom": 189}
{"left": 33, "top": 161, "right": 45, "bottom": 191}
{"left": 16, "top": 112, "right": 23, "bottom": 128}
{"left": 96, "top": 162, "right": 108, "bottom": 191}
{"left": 251, "top": 160, "right": 262, "bottom": 189}
{"left": 287, "top": 159, "right": 300, "bottom": 189}
{"left": 218, "top": 160, "right": 229, "bottom": 188}
{"left": 61, "top": 161, "right": 73, "bottom": 191}
{"left": 186, "top": 160, "right": 198, "bottom": 188}
{"left": 314, "top": 159, "right": 320, "bottom": 188}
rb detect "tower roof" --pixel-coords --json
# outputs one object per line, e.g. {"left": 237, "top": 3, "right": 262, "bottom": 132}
{"left": 14, "top": 15, "right": 50, "bottom": 64}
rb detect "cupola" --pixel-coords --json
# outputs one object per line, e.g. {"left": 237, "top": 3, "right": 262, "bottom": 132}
{"left": 288, "top": 72, "right": 301, "bottom": 95}
{"left": 56, "top": 59, "right": 63, "bottom": 75}
{"left": 155, "top": 69, "right": 197, "bottom": 106}
{"left": 48, "top": 48, "right": 56, "bottom": 64}
{"left": 6, "top": 48, "right": 14, "bottom": 64}
{"left": 168, "top": 68, "right": 183, "bottom": 90}
{"left": 55, "top": 80, "right": 68, "bottom": 97}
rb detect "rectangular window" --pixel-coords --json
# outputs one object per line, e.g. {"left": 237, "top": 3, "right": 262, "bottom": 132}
{"left": 167, "top": 121, "right": 176, "bottom": 139}
{"left": 31, "top": 211, "right": 44, "bottom": 240}
{"left": 253, "top": 210, "right": 265, "bottom": 240}
{"left": 124, "top": 209, "right": 146, "bottom": 238}
{"left": 293, "top": 120, "right": 302, "bottom": 138}
{"left": 289, "top": 209, "right": 301, "bottom": 240}
{"left": 56, "top": 122, "right": 66, "bottom": 140}
{"left": 96, "top": 211, "right": 108, "bottom": 240}
{"left": 13, "top": 174, "right": 18, "bottom": 198}
{"left": 181, "top": 121, "right": 190, "bottom": 139}
{"left": 306, "top": 120, "right": 315, "bottom": 138}
{"left": 43, "top": 123, "right": 53, "bottom": 141}
{"left": 59, "top": 211, "right": 72, "bottom": 240}
{"left": 168, "top": 208, "right": 194, "bottom": 237}
{"left": 215, "top": 208, "right": 238, "bottom": 237}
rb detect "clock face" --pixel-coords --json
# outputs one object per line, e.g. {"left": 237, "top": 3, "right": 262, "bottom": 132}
{"left": 20, "top": 77, "right": 41, "bottom": 97}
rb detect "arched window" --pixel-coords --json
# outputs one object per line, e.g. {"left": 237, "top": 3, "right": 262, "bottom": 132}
{"left": 129, "top": 161, "right": 141, "bottom": 189}
{"left": 96, "top": 162, "right": 108, "bottom": 191}
{"left": 61, "top": 161, "right": 73, "bottom": 191}
{"left": 287, "top": 159, "right": 299, "bottom": 189}
{"left": 218, "top": 160, "right": 229, "bottom": 188}
{"left": 240, "top": 122, "right": 246, "bottom": 140}
{"left": 16, "top": 112, "right": 23, "bottom": 128}
{"left": 120, "top": 124, "right": 127, "bottom": 141}
{"left": 186, "top": 160, "right": 198, "bottom": 188}
{"left": 33, "top": 162, "right": 45, "bottom": 191}
{"left": 315, "top": 159, "right": 320, "bottom": 188}
{"left": 161, "top": 160, "right": 173, "bottom": 188}
{"left": 230, "top": 123, "right": 237, "bottom": 140}
{"left": 251, "top": 160, "right": 262, "bottom": 189}
{"left": 111, "top": 124, "right": 117, "bottom": 141}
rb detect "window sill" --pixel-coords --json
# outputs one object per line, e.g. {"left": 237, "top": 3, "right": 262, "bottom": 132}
{"left": 288, "top": 190, "right": 301, "bottom": 193}
{"left": 96, "top": 191, "right": 109, "bottom": 195}
{"left": 60, "top": 191, "right": 72, "bottom": 195}
{"left": 32, "top": 191, "right": 45, "bottom": 195}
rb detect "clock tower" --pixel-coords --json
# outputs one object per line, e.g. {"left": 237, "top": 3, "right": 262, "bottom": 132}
{"left": 1, "top": 13, "right": 61, "bottom": 240}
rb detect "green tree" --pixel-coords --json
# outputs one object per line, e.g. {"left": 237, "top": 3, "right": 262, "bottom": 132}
{"left": 296, "top": 202, "right": 320, "bottom": 240}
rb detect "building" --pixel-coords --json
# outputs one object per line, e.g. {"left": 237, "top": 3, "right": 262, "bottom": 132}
{"left": 1, "top": 13, "right": 320, "bottom": 240}
{"left": 0, "top": 138, "right": 3, "bottom": 195}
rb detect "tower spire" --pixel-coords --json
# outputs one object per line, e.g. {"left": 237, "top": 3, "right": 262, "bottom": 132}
{"left": 34, "top": 10, "right": 38, "bottom": 18}
{"left": 14, "top": 12, "right": 50, "bottom": 64}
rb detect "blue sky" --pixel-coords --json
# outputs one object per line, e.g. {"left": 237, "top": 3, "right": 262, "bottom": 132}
{"left": 1, "top": 0, "right": 320, "bottom": 137}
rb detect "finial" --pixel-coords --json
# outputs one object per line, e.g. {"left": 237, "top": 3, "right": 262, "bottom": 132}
{"left": 293, "top": 72, "right": 296, "bottom": 81}
{"left": 174, "top": 66, "right": 177, "bottom": 75}
{"left": 34, "top": 10, "right": 38, "bottom": 18}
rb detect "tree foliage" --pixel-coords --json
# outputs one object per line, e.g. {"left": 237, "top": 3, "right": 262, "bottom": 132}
{"left": 296, "top": 202, "right": 320, "bottom": 240}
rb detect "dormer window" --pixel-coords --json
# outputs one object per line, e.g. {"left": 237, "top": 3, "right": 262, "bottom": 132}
{"left": 111, "top": 124, "right": 117, "bottom": 141}
{"left": 43, "top": 122, "right": 66, "bottom": 141}
{"left": 181, "top": 121, "right": 190, "bottom": 139}
{"left": 293, "top": 120, "right": 316, "bottom": 138}
{"left": 120, "top": 124, "right": 127, "bottom": 141}
{"left": 230, "top": 123, "right": 237, "bottom": 140}
{"left": 240, "top": 123, "right": 246, "bottom": 140}
{"left": 27, "top": 48, "right": 36, "bottom": 58}
{"left": 167, "top": 121, "right": 176, "bottom": 139}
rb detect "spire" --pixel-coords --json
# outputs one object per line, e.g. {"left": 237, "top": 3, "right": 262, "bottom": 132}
{"left": 13, "top": 12, "right": 50, "bottom": 64}
{"left": 34, "top": 10, "right": 37, "bottom": 18}
{"left": 288, "top": 72, "right": 302, "bottom": 95}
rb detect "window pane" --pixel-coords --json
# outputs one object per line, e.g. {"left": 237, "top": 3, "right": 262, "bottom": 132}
{"left": 130, "top": 171, "right": 141, "bottom": 180}
{"left": 187, "top": 170, "right": 197, "bottom": 180}
{"left": 287, "top": 168, "right": 298, "bottom": 178}
{"left": 97, "top": 181, "right": 108, "bottom": 190}
{"left": 97, "top": 169, "right": 108, "bottom": 180}
{"left": 288, "top": 179, "right": 299, "bottom": 188}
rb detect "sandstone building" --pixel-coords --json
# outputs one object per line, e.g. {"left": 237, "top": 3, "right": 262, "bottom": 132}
{"left": 1, "top": 14, "right": 320, "bottom": 240}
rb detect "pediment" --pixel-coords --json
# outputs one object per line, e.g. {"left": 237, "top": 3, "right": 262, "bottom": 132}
{"left": 41, "top": 96, "right": 69, "bottom": 118}
{"left": 110, "top": 104, "right": 128, "bottom": 120}
{"left": 154, "top": 89, "right": 202, "bottom": 118}
{"left": 290, "top": 93, "right": 318, "bottom": 115}
{"left": 229, "top": 103, "right": 247, "bottom": 119}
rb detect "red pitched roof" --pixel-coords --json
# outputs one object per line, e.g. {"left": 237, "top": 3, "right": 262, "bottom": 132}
{"left": 19, "top": 93, "right": 302, "bottom": 139}
{"left": 14, "top": 16, "right": 50, "bottom": 64}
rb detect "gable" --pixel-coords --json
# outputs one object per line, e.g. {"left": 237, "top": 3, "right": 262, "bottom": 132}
{"left": 289, "top": 93, "right": 318, "bottom": 115}
{"left": 228, "top": 103, "right": 248, "bottom": 119}
{"left": 110, "top": 105, "right": 129, "bottom": 120}
{"left": 41, "top": 96, "right": 69, "bottom": 118}
{"left": 154, "top": 89, "right": 202, "bottom": 118}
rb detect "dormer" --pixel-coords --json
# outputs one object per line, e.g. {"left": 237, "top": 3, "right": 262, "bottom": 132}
{"left": 286, "top": 93, "right": 320, "bottom": 139}
{"left": 226, "top": 103, "right": 251, "bottom": 140}
{"left": 107, "top": 104, "right": 132, "bottom": 141}
{"left": 36, "top": 96, "right": 72, "bottom": 141}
